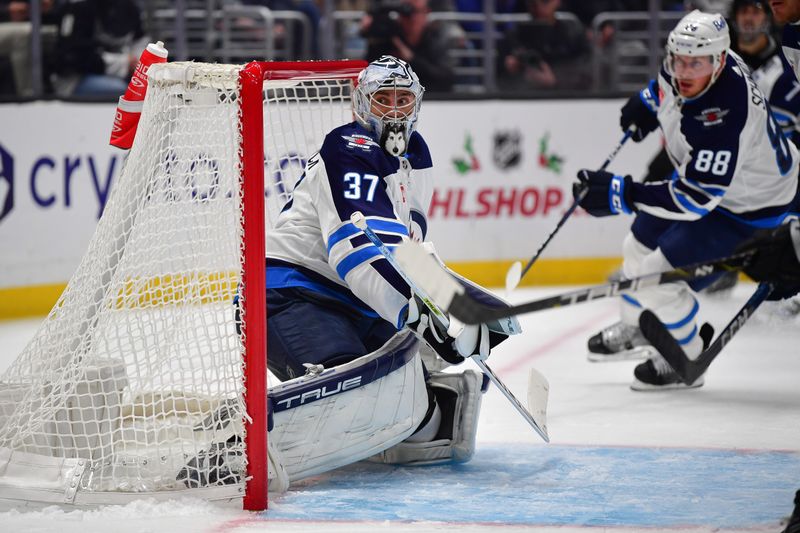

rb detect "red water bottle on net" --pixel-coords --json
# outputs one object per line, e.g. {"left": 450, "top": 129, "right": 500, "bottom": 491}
{"left": 109, "top": 98, "right": 144, "bottom": 150}
{"left": 110, "top": 41, "right": 169, "bottom": 149}
{"left": 125, "top": 40, "right": 168, "bottom": 102}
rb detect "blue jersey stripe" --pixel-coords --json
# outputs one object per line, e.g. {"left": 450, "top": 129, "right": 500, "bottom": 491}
{"left": 266, "top": 265, "right": 379, "bottom": 317}
{"left": 664, "top": 298, "right": 699, "bottom": 330}
{"left": 327, "top": 222, "right": 360, "bottom": 253}
{"left": 683, "top": 177, "right": 726, "bottom": 197}
{"left": 327, "top": 218, "right": 409, "bottom": 254}
{"left": 677, "top": 324, "right": 698, "bottom": 346}
{"left": 674, "top": 189, "right": 710, "bottom": 216}
{"left": 716, "top": 208, "right": 790, "bottom": 228}
{"left": 335, "top": 244, "right": 398, "bottom": 280}
{"left": 366, "top": 218, "right": 409, "bottom": 236}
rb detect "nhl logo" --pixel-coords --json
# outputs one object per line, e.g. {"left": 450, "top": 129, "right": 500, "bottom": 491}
{"left": 492, "top": 130, "right": 522, "bottom": 170}
{"left": 0, "top": 143, "right": 13, "bottom": 224}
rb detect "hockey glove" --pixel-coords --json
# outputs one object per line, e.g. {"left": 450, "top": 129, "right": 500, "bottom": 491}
{"left": 734, "top": 220, "right": 800, "bottom": 299}
{"left": 405, "top": 296, "right": 491, "bottom": 364}
{"left": 620, "top": 80, "right": 659, "bottom": 142}
{"left": 574, "top": 169, "right": 635, "bottom": 217}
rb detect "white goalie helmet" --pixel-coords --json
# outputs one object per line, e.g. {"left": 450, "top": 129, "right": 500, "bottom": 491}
{"left": 353, "top": 55, "right": 425, "bottom": 156}
{"left": 665, "top": 10, "right": 731, "bottom": 98}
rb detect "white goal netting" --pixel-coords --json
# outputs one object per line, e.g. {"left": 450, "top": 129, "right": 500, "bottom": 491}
{"left": 0, "top": 61, "right": 356, "bottom": 505}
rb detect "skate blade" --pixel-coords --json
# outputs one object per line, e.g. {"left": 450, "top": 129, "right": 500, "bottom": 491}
{"left": 586, "top": 345, "right": 655, "bottom": 362}
{"left": 629, "top": 376, "right": 705, "bottom": 391}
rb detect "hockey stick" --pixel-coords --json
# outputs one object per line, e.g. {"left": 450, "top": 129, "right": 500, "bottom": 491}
{"left": 350, "top": 212, "right": 550, "bottom": 443}
{"left": 505, "top": 127, "right": 636, "bottom": 291}
{"left": 393, "top": 238, "right": 756, "bottom": 324}
{"left": 638, "top": 282, "right": 773, "bottom": 385}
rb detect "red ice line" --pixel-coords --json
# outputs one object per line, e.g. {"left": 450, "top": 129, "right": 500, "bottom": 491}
{"left": 494, "top": 307, "right": 616, "bottom": 375}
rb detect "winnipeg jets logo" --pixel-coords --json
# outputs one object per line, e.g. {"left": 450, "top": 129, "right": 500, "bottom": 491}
{"left": 341, "top": 134, "right": 378, "bottom": 151}
{"left": 372, "top": 55, "right": 415, "bottom": 89}
{"left": 694, "top": 107, "right": 729, "bottom": 126}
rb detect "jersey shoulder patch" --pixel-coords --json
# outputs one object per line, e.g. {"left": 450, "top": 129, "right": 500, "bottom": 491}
{"left": 326, "top": 122, "right": 380, "bottom": 153}
{"left": 320, "top": 123, "right": 399, "bottom": 181}
{"left": 682, "top": 61, "right": 749, "bottom": 138}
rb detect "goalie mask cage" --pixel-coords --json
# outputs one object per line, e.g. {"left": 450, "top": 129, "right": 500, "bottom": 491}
{"left": 0, "top": 60, "right": 366, "bottom": 511}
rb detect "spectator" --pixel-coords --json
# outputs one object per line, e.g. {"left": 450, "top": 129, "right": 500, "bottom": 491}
{"left": 453, "top": 0, "right": 526, "bottom": 34}
{"left": 360, "top": 0, "right": 456, "bottom": 92}
{"left": 0, "top": 0, "right": 57, "bottom": 96}
{"left": 239, "top": 0, "right": 321, "bottom": 58}
{"left": 52, "top": 0, "right": 148, "bottom": 97}
{"left": 499, "top": 0, "right": 590, "bottom": 91}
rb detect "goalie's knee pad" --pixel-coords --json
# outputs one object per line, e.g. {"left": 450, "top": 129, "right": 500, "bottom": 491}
{"left": 368, "top": 370, "right": 484, "bottom": 466}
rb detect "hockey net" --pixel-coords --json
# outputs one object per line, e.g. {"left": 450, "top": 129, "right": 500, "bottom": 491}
{"left": 0, "top": 60, "right": 365, "bottom": 509}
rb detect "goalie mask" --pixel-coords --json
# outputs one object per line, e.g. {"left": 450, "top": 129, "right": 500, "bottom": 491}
{"left": 664, "top": 10, "right": 730, "bottom": 99}
{"left": 353, "top": 55, "right": 425, "bottom": 156}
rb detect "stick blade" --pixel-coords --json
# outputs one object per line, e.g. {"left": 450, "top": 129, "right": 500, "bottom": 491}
{"left": 527, "top": 367, "right": 550, "bottom": 442}
{"left": 505, "top": 261, "right": 522, "bottom": 293}
{"left": 393, "top": 240, "right": 464, "bottom": 311}
{"left": 638, "top": 310, "right": 698, "bottom": 384}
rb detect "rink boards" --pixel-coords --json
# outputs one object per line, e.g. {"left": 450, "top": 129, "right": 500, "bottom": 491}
{"left": 0, "top": 99, "right": 661, "bottom": 318}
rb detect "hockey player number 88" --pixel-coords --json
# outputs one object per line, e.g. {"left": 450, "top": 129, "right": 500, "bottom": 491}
{"left": 694, "top": 149, "right": 731, "bottom": 176}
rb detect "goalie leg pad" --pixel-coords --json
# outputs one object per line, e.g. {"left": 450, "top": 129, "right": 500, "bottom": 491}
{"left": 367, "top": 370, "right": 484, "bottom": 466}
{"left": 268, "top": 330, "right": 429, "bottom": 483}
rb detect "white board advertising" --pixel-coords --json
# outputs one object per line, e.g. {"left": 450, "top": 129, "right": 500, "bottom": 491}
{"left": 0, "top": 99, "right": 660, "bottom": 291}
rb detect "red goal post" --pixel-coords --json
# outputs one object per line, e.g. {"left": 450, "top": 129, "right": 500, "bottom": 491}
{"left": 240, "top": 59, "right": 365, "bottom": 510}
{"left": 0, "top": 59, "right": 366, "bottom": 512}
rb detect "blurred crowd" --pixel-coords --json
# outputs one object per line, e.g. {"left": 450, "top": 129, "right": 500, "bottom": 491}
{"left": 0, "top": 0, "right": 746, "bottom": 98}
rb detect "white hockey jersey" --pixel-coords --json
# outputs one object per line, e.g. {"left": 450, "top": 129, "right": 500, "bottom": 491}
{"left": 266, "top": 121, "right": 433, "bottom": 328}
{"left": 631, "top": 52, "right": 798, "bottom": 225}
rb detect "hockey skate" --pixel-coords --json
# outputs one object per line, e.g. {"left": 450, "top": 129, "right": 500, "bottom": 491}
{"left": 630, "top": 322, "right": 713, "bottom": 391}
{"left": 630, "top": 353, "right": 705, "bottom": 391}
{"left": 177, "top": 435, "right": 244, "bottom": 488}
{"left": 587, "top": 322, "right": 655, "bottom": 362}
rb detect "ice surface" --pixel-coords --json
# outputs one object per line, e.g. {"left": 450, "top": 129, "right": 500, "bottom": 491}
{"left": 0, "top": 284, "right": 798, "bottom": 532}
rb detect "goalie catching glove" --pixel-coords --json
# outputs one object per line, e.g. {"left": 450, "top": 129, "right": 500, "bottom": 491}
{"left": 404, "top": 296, "right": 490, "bottom": 364}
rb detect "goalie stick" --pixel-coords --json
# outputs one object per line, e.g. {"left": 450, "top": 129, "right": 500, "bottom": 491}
{"left": 393, "top": 239, "right": 756, "bottom": 324}
{"left": 638, "top": 282, "right": 773, "bottom": 385}
{"left": 505, "top": 127, "right": 635, "bottom": 291}
{"left": 350, "top": 212, "right": 550, "bottom": 443}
